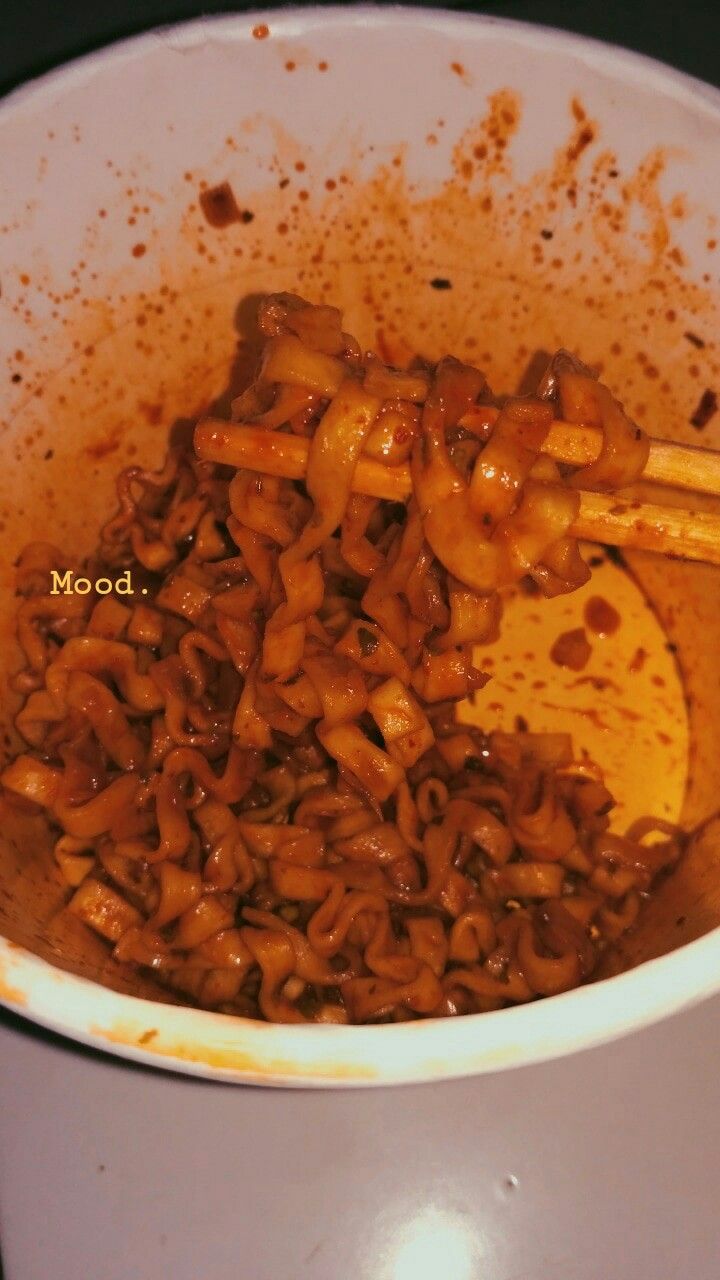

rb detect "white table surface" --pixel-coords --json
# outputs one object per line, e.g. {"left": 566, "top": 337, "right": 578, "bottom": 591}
{"left": 1, "top": 993, "right": 718, "bottom": 1280}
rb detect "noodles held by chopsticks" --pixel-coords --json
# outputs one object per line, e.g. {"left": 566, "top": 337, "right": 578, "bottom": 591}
{"left": 1, "top": 294, "right": 683, "bottom": 1023}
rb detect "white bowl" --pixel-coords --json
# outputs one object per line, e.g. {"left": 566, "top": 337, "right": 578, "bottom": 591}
{"left": 2, "top": 7, "right": 720, "bottom": 1086}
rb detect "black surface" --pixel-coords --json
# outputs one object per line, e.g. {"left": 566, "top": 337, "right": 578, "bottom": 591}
{"left": 1, "top": 1, "right": 720, "bottom": 100}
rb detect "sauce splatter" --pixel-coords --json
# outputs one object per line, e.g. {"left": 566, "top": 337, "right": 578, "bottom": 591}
{"left": 570, "top": 674, "right": 622, "bottom": 694}
{"left": 550, "top": 627, "right": 592, "bottom": 670}
{"left": 252, "top": 23, "right": 270, "bottom": 40}
{"left": 85, "top": 434, "right": 121, "bottom": 460}
{"left": 628, "top": 646, "right": 648, "bottom": 673}
{"left": 584, "top": 596, "right": 621, "bottom": 636}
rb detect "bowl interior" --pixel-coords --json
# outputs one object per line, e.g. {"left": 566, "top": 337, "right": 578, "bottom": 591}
{"left": 2, "top": 9, "right": 720, "bottom": 1076}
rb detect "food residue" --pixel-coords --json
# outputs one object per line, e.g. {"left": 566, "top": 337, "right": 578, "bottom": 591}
{"left": 690, "top": 388, "right": 717, "bottom": 430}
{"left": 252, "top": 23, "right": 270, "bottom": 40}
{"left": 584, "top": 596, "right": 621, "bottom": 637}
{"left": 550, "top": 627, "right": 592, "bottom": 671}
{"left": 199, "top": 182, "right": 242, "bottom": 229}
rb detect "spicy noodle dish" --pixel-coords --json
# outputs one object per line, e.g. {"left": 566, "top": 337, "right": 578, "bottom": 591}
{"left": 0, "top": 293, "right": 688, "bottom": 1026}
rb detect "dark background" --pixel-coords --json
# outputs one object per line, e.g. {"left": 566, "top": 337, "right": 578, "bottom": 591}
{"left": 2, "top": 1, "right": 720, "bottom": 100}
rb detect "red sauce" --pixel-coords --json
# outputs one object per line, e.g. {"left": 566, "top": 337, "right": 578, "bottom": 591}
{"left": 131, "top": 243, "right": 146, "bottom": 259}
{"left": 252, "top": 23, "right": 270, "bottom": 40}
{"left": 584, "top": 595, "right": 621, "bottom": 637}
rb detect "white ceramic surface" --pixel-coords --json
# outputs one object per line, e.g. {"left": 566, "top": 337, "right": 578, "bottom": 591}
{"left": 2, "top": 7, "right": 720, "bottom": 1086}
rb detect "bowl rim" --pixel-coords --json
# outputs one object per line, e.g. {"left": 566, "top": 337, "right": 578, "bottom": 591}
{"left": 4, "top": 4, "right": 720, "bottom": 120}
{"left": 2, "top": 4, "right": 720, "bottom": 1086}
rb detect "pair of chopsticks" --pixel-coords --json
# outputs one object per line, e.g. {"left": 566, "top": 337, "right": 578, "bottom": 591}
{"left": 194, "top": 409, "right": 720, "bottom": 568}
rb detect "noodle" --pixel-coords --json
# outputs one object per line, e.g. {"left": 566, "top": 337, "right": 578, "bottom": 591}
{"left": 0, "top": 293, "right": 684, "bottom": 1024}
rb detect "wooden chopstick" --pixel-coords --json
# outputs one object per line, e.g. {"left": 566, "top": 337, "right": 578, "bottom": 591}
{"left": 195, "top": 419, "right": 720, "bottom": 568}
{"left": 460, "top": 406, "right": 720, "bottom": 497}
{"left": 571, "top": 493, "right": 720, "bottom": 566}
{"left": 196, "top": 420, "right": 414, "bottom": 501}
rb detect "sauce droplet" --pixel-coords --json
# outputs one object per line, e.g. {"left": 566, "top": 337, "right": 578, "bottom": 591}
{"left": 584, "top": 595, "right": 621, "bottom": 637}
{"left": 550, "top": 627, "right": 592, "bottom": 671}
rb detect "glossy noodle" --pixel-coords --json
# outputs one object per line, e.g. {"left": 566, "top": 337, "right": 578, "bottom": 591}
{"left": 0, "top": 294, "right": 683, "bottom": 1024}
